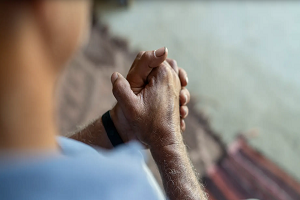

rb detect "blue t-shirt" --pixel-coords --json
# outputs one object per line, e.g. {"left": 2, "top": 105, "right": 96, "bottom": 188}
{"left": 0, "top": 137, "right": 164, "bottom": 200}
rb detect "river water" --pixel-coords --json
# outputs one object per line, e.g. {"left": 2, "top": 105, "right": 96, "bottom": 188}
{"left": 98, "top": 1, "right": 300, "bottom": 181}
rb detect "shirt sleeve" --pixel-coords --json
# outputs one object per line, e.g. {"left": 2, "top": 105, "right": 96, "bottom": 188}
{"left": 95, "top": 141, "right": 165, "bottom": 200}
{"left": 58, "top": 137, "right": 166, "bottom": 200}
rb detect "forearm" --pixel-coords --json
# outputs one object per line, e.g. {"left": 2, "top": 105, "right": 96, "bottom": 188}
{"left": 151, "top": 141, "right": 207, "bottom": 200}
{"left": 69, "top": 117, "right": 113, "bottom": 149}
{"left": 69, "top": 104, "right": 129, "bottom": 149}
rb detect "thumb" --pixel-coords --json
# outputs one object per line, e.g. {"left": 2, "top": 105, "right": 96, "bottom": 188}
{"left": 127, "top": 47, "right": 168, "bottom": 93}
{"left": 111, "top": 72, "right": 139, "bottom": 113}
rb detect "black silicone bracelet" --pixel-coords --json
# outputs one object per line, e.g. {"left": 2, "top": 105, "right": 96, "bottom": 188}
{"left": 102, "top": 111, "right": 124, "bottom": 147}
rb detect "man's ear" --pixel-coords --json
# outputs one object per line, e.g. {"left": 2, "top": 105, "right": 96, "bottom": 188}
{"left": 29, "top": 0, "right": 92, "bottom": 67}
{"left": 30, "top": 0, "right": 53, "bottom": 37}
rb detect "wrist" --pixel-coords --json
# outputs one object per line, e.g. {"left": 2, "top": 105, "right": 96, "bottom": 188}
{"left": 96, "top": 117, "right": 114, "bottom": 149}
{"left": 151, "top": 141, "right": 184, "bottom": 154}
{"left": 149, "top": 132, "right": 184, "bottom": 155}
{"left": 70, "top": 117, "right": 113, "bottom": 149}
{"left": 109, "top": 104, "right": 130, "bottom": 142}
{"left": 147, "top": 125, "right": 183, "bottom": 149}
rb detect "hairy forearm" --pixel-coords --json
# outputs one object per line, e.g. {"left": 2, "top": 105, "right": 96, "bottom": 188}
{"left": 69, "top": 118, "right": 113, "bottom": 149}
{"left": 151, "top": 142, "right": 207, "bottom": 200}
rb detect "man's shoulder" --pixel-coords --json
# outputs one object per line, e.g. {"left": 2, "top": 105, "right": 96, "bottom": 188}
{"left": 0, "top": 137, "right": 163, "bottom": 200}
{"left": 58, "top": 136, "right": 144, "bottom": 159}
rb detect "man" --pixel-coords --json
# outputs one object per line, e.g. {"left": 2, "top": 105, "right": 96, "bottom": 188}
{"left": 0, "top": 1, "right": 206, "bottom": 199}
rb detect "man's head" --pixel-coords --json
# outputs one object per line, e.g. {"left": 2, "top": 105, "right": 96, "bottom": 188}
{"left": 0, "top": 0, "right": 92, "bottom": 68}
{"left": 0, "top": 1, "right": 92, "bottom": 150}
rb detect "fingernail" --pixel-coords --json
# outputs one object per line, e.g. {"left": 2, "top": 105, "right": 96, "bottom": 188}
{"left": 186, "top": 76, "right": 189, "bottom": 84}
{"left": 111, "top": 72, "right": 119, "bottom": 84}
{"left": 154, "top": 47, "right": 166, "bottom": 57}
{"left": 184, "top": 94, "right": 187, "bottom": 103}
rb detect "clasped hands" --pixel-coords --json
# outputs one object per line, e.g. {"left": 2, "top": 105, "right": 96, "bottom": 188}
{"left": 110, "top": 47, "right": 190, "bottom": 149}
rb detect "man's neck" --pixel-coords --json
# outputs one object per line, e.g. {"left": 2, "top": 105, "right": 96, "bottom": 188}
{"left": 0, "top": 27, "right": 59, "bottom": 152}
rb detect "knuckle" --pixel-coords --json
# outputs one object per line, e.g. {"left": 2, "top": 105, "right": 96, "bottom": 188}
{"left": 180, "top": 68, "right": 187, "bottom": 75}
{"left": 185, "top": 107, "right": 189, "bottom": 115}
{"left": 186, "top": 90, "right": 191, "bottom": 100}
{"left": 168, "top": 59, "right": 178, "bottom": 67}
{"left": 141, "top": 51, "right": 152, "bottom": 61}
{"left": 158, "top": 64, "right": 170, "bottom": 78}
{"left": 112, "top": 79, "right": 125, "bottom": 96}
{"left": 181, "top": 106, "right": 187, "bottom": 116}
{"left": 181, "top": 119, "right": 186, "bottom": 131}
{"left": 182, "top": 87, "right": 189, "bottom": 96}
{"left": 180, "top": 93, "right": 187, "bottom": 105}
{"left": 162, "top": 62, "right": 172, "bottom": 72}
{"left": 179, "top": 68, "right": 187, "bottom": 78}
{"left": 136, "top": 51, "right": 145, "bottom": 59}
{"left": 179, "top": 69, "right": 187, "bottom": 85}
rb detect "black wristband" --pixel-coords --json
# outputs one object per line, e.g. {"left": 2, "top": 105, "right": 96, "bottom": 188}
{"left": 102, "top": 111, "right": 124, "bottom": 147}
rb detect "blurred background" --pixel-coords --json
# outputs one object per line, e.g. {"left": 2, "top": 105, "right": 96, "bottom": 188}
{"left": 57, "top": 1, "right": 300, "bottom": 199}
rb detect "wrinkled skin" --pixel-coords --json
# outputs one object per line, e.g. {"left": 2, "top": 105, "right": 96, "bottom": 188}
{"left": 110, "top": 49, "right": 190, "bottom": 148}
